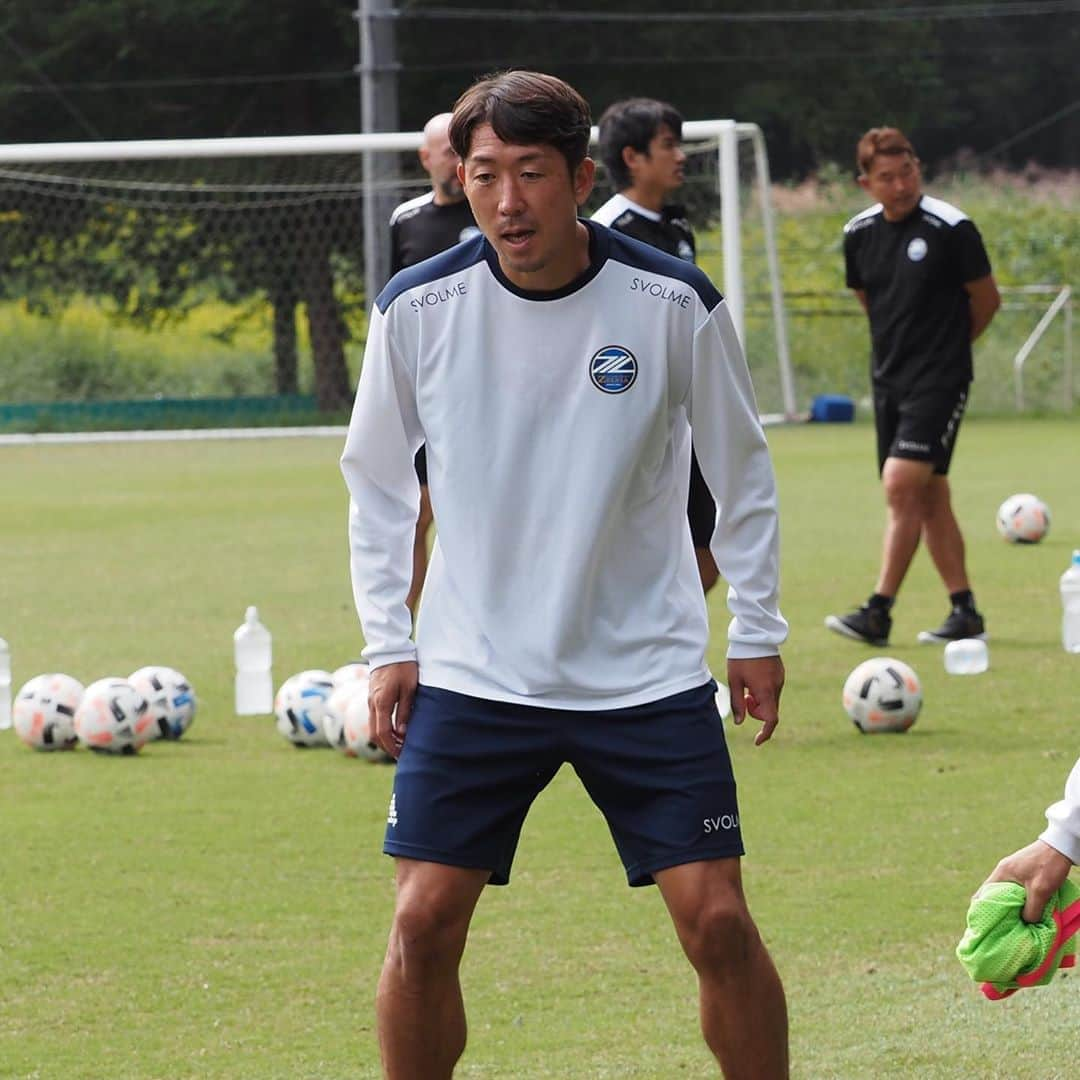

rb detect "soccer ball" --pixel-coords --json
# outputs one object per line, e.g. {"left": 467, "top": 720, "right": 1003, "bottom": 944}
{"left": 332, "top": 662, "right": 370, "bottom": 688}
{"left": 842, "top": 658, "right": 922, "bottom": 734}
{"left": 274, "top": 670, "right": 334, "bottom": 747}
{"left": 323, "top": 682, "right": 365, "bottom": 757}
{"left": 996, "top": 493, "right": 1050, "bottom": 544}
{"left": 13, "top": 673, "right": 83, "bottom": 751}
{"left": 129, "top": 666, "right": 196, "bottom": 740}
{"left": 330, "top": 668, "right": 394, "bottom": 763}
{"left": 74, "top": 677, "right": 154, "bottom": 754}
{"left": 342, "top": 691, "right": 394, "bottom": 763}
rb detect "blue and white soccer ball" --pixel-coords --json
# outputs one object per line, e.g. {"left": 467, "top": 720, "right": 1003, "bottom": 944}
{"left": 13, "top": 673, "right": 84, "bottom": 751}
{"left": 274, "top": 670, "right": 334, "bottom": 747}
{"left": 996, "top": 493, "right": 1050, "bottom": 544}
{"left": 842, "top": 658, "right": 922, "bottom": 734}
{"left": 74, "top": 677, "right": 154, "bottom": 754}
{"left": 129, "top": 666, "right": 196, "bottom": 740}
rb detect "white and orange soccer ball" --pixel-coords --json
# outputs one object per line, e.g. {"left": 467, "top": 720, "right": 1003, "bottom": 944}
{"left": 74, "top": 677, "right": 154, "bottom": 754}
{"left": 129, "top": 666, "right": 196, "bottom": 740}
{"left": 996, "top": 493, "right": 1050, "bottom": 544}
{"left": 332, "top": 662, "right": 370, "bottom": 689}
{"left": 842, "top": 658, "right": 922, "bottom": 734}
{"left": 323, "top": 681, "right": 366, "bottom": 758}
{"left": 13, "top": 673, "right": 84, "bottom": 751}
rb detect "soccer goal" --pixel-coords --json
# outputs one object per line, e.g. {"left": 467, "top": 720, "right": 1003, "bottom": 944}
{"left": 0, "top": 123, "right": 796, "bottom": 419}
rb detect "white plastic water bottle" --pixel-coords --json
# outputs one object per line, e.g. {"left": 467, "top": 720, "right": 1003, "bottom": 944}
{"left": 0, "top": 636, "right": 11, "bottom": 730}
{"left": 1061, "top": 550, "right": 1080, "bottom": 654}
{"left": 234, "top": 607, "right": 273, "bottom": 714}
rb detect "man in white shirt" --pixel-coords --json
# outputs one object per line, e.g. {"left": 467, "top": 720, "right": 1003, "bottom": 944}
{"left": 342, "top": 70, "right": 789, "bottom": 1079}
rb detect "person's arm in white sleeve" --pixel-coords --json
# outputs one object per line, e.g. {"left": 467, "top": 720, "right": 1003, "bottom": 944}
{"left": 1040, "top": 756, "right": 1080, "bottom": 865}
{"left": 687, "top": 299, "right": 788, "bottom": 744}
{"left": 687, "top": 300, "right": 788, "bottom": 660}
{"left": 340, "top": 305, "right": 423, "bottom": 671}
{"left": 985, "top": 756, "right": 1078, "bottom": 922}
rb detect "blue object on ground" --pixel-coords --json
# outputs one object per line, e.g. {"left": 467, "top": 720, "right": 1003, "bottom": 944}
{"left": 809, "top": 394, "right": 855, "bottom": 422}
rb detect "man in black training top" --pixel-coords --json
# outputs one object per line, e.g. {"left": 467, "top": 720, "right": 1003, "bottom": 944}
{"left": 388, "top": 112, "right": 480, "bottom": 613}
{"left": 593, "top": 98, "right": 720, "bottom": 593}
{"left": 826, "top": 127, "right": 1000, "bottom": 647}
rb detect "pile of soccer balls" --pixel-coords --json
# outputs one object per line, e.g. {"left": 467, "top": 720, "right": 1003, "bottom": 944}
{"left": 274, "top": 663, "right": 392, "bottom": 763}
{"left": 12, "top": 666, "right": 196, "bottom": 754}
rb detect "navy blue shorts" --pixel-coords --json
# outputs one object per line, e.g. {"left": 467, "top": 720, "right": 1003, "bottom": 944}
{"left": 383, "top": 680, "right": 743, "bottom": 887}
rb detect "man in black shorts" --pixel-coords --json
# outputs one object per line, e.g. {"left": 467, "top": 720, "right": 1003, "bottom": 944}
{"left": 388, "top": 112, "right": 480, "bottom": 613}
{"left": 343, "top": 71, "right": 789, "bottom": 1078}
{"left": 593, "top": 97, "right": 720, "bottom": 593}
{"left": 826, "top": 126, "right": 1000, "bottom": 647}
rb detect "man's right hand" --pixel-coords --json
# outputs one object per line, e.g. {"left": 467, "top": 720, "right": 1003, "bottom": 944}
{"left": 985, "top": 839, "right": 1074, "bottom": 923}
{"left": 368, "top": 661, "right": 419, "bottom": 758}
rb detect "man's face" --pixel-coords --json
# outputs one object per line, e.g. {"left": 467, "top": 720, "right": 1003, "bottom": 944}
{"left": 420, "top": 125, "right": 464, "bottom": 202}
{"left": 458, "top": 123, "right": 595, "bottom": 291}
{"left": 625, "top": 123, "right": 686, "bottom": 197}
{"left": 858, "top": 152, "right": 922, "bottom": 221}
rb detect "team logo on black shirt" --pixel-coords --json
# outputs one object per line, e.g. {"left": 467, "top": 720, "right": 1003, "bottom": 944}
{"left": 907, "top": 238, "right": 928, "bottom": 262}
{"left": 589, "top": 346, "right": 638, "bottom": 394}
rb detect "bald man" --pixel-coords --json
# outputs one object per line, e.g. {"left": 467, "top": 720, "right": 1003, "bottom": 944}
{"left": 389, "top": 113, "right": 480, "bottom": 276}
{"left": 387, "top": 114, "right": 480, "bottom": 613}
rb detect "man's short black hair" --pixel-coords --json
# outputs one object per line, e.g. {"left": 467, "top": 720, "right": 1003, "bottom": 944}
{"left": 598, "top": 98, "right": 684, "bottom": 192}
{"left": 450, "top": 70, "right": 592, "bottom": 177}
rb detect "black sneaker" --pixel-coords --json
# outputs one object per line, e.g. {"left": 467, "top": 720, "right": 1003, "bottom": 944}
{"left": 825, "top": 604, "right": 892, "bottom": 646}
{"left": 917, "top": 608, "right": 987, "bottom": 644}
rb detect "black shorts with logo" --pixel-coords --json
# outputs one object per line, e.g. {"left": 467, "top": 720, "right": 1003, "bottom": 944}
{"left": 383, "top": 680, "right": 743, "bottom": 888}
{"left": 873, "top": 382, "right": 970, "bottom": 475}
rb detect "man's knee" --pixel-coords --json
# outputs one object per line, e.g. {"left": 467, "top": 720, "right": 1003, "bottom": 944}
{"left": 677, "top": 890, "right": 759, "bottom": 974}
{"left": 386, "top": 864, "right": 484, "bottom": 977}
{"left": 881, "top": 459, "right": 933, "bottom": 515}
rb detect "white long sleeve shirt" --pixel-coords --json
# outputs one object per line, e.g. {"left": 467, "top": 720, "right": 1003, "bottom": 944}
{"left": 341, "top": 221, "right": 786, "bottom": 709}
{"left": 1040, "top": 756, "right": 1080, "bottom": 864}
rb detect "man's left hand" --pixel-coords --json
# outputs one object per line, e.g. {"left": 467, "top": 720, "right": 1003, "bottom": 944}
{"left": 727, "top": 655, "right": 785, "bottom": 746}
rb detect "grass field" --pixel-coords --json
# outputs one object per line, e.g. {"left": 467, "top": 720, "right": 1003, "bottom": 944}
{"left": 2, "top": 417, "right": 1079, "bottom": 1078}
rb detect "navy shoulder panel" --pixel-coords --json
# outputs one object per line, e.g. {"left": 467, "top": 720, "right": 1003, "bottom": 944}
{"left": 603, "top": 226, "right": 723, "bottom": 312}
{"left": 376, "top": 234, "right": 487, "bottom": 313}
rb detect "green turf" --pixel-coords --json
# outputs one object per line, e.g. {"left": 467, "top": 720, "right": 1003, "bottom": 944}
{"left": 1, "top": 419, "right": 1078, "bottom": 1078}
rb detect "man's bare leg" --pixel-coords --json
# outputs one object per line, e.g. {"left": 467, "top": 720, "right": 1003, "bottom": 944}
{"left": 874, "top": 457, "right": 934, "bottom": 598}
{"left": 656, "top": 859, "right": 788, "bottom": 1079}
{"left": 920, "top": 474, "right": 970, "bottom": 594}
{"left": 696, "top": 546, "right": 720, "bottom": 594}
{"left": 377, "top": 859, "right": 489, "bottom": 1079}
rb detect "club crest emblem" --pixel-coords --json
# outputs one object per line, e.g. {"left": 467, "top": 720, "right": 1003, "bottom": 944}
{"left": 589, "top": 345, "right": 637, "bottom": 394}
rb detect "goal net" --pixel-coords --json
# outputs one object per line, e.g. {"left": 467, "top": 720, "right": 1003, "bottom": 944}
{"left": 0, "top": 125, "right": 795, "bottom": 423}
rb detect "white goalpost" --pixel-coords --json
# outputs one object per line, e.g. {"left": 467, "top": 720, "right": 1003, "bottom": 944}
{"left": 0, "top": 122, "right": 797, "bottom": 420}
